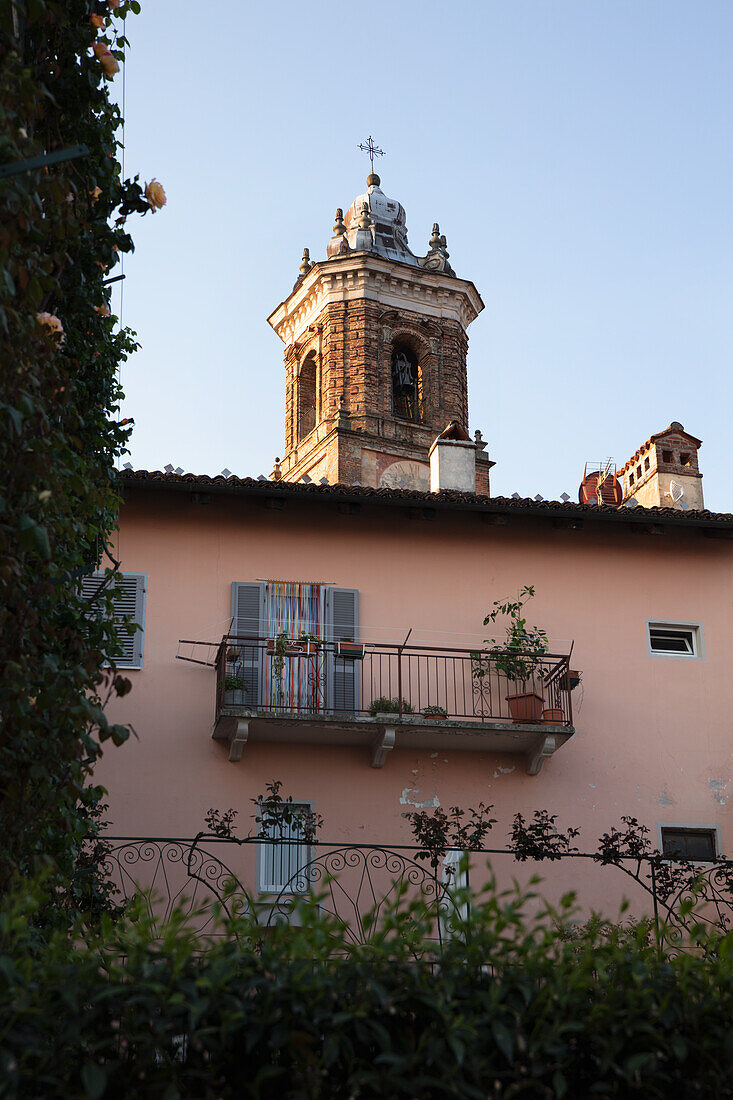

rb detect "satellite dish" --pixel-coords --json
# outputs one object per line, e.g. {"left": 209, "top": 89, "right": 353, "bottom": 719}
{"left": 668, "top": 479, "right": 685, "bottom": 504}
{"left": 665, "top": 479, "right": 688, "bottom": 508}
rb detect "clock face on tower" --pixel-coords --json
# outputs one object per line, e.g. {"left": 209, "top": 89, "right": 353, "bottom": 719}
{"left": 378, "top": 460, "right": 430, "bottom": 491}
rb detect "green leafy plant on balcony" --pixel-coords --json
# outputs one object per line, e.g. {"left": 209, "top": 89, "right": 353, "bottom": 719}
{"left": 224, "top": 675, "right": 247, "bottom": 693}
{"left": 478, "top": 584, "right": 549, "bottom": 683}
{"left": 368, "top": 697, "right": 414, "bottom": 716}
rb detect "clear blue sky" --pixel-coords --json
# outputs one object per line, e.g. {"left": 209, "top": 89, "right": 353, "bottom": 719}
{"left": 114, "top": 0, "right": 733, "bottom": 509}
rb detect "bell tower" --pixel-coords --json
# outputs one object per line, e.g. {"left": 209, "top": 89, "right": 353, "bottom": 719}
{"left": 267, "top": 171, "right": 490, "bottom": 492}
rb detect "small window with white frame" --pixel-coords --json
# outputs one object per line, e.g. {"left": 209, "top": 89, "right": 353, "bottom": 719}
{"left": 647, "top": 621, "right": 702, "bottom": 659}
{"left": 660, "top": 825, "right": 719, "bottom": 863}
{"left": 257, "top": 803, "right": 313, "bottom": 893}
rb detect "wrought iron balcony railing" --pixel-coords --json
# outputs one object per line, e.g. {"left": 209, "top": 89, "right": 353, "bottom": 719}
{"left": 215, "top": 636, "right": 574, "bottom": 728}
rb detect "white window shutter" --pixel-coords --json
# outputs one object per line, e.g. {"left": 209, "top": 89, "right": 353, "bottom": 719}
{"left": 81, "top": 572, "right": 146, "bottom": 668}
{"left": 324, "top": 587, "right": 359, "bottom": 713}
{"left": 230, "top": 582, "right": 266, "bottom": 708}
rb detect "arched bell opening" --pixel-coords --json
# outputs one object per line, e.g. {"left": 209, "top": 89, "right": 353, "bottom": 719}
{"left": 391, "top": 342, "right": 423, "bottom": 422}
{"left": 298, "top": 352, "right": 317, "bottom": 441}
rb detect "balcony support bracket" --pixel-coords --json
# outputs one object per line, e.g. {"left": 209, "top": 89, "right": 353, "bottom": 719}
{"left": 526, "top": 733, "right": 557, "bottom": 775}
{"left": 371, "top": 725, "right": 396, "bottom": 769}
{"left": 228, "top": 719, "right": 250, "bottom": 763}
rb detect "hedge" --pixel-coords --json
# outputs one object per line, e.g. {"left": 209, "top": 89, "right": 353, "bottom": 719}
{"left": 2, "top": 875, "right": 733, "bottom": 1098}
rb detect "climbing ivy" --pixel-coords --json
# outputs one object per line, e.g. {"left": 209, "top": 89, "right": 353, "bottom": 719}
{"left": 0, "top": 0, "right": 157, "bottom": 914}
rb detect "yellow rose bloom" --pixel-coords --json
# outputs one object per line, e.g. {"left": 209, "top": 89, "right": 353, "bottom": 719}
{"left": 144, "top": 179, "right": 167, "bottom": 212}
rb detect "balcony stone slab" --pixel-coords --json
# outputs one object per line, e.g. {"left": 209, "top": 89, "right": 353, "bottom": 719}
{"left": 212, "top": 709, "right": 574, "bottom": 774}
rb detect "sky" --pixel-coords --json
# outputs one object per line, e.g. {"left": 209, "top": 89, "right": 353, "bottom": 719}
{"left": 113, "top": 0, "right": 733, "bottom": 509}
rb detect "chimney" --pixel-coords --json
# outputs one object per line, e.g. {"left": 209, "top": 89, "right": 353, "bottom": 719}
{"left": 429, "top": 421, "right": 476, "bottom": 494}
{"left": 619, "top": 422, "right": 703, "bottom": 511}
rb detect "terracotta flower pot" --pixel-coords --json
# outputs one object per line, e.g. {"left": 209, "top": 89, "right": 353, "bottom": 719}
{"left": 267, "top": 639, "right": 303, "bottom": 657}
{"left": 505, "top": 691, "right": 544, "bottom": 723}
{"left": 542, "top": 707, "right": 565, "bottom": 725}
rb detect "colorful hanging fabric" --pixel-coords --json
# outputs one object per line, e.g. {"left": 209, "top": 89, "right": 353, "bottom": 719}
{"left": 265, "top": 581, "right": 322, "bottom": 712}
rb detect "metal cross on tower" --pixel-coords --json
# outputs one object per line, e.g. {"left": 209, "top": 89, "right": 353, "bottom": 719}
{"left": 358, "top": 135, "right": 385, "bottom": 175}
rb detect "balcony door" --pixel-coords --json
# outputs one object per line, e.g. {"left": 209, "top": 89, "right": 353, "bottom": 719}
{"left": 231, "top": 581, "right": 358, "bottom": 714}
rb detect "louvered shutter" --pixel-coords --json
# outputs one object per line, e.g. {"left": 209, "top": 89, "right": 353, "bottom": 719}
{"left": 80, "top": 572, "right": 146, "bottom": 668}
{"left": 324, "top": 587, "right": 359, "bottom": 713}
{"left": 231, "top": 582, "right": 266, "bottom": 708}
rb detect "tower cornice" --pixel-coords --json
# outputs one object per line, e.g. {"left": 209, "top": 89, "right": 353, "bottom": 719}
{"left": 268, "top": 253, "right": 484, "bottom": 350}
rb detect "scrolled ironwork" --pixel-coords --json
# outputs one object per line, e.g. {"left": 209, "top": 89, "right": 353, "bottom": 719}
{"left": 100, "top": 839, "right": 251, "bottom": 937}
{"left": 265, "top": 844, "right": 449, "bottom": 948}
{"left": 87, "top": 837, "right": 733, "bottom": 955}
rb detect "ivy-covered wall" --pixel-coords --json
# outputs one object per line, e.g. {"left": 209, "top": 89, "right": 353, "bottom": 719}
{"left": 0, "top": 0, "right": 160, "bottom": 911}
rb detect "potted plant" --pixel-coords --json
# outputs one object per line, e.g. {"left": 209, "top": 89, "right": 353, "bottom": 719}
{"left": 480, "top": 585, "right": 548, "bottom": 723}
{"left": 266, "top": 631, "right": 304, "bottom": 658}
{"left": 560, "top": 669, "right": 582, "bottom": 691}
{"left": 336, "top": 639, "right": 365, "bottom": 660}
{"left": 423, "top": 705, "right": 448, "bottom": 720}
{"left": 368, "top": 697, "right": 413, "bottom": 717}
{"left": 223, "top": 674, "right": 247, "bottom": 705}
{"left": 541, "top": 707, "right": 565, "bottom": 725}
{"left": 298, "top": 631, "right": 322, "bottom": 657}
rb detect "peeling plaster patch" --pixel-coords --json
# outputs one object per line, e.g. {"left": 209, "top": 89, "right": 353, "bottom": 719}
{"left": 430, "top": 752, "right": 439, "bottom": 758}
{"left": 400, "top": 787, "right": 440, "bottom": 809}
{"left": 657, "top": 788, "right": 673, "bottom": 807}
{"left": 589, "top": 784, "right": 596, "bottom": 789}
{"left": 493, "top": 765, "right": 516, "bottom": 779}
{"left": 411, "top": 769, "right": 419, "bottom": 775}
{"left": 709, "top": 778, "right": 729, "bottom": 806}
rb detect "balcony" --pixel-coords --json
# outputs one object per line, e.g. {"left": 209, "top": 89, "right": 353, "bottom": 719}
{"left": 212, "top": 637, "right": 575, "bottom": 774}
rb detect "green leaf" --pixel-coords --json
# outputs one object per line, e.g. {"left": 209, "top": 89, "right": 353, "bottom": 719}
{"left": 81, "top": 1062, "right": 107, "bottom": 1099}
{"left": 491, "top": 1019, "right": 514, "bottom": 1065}
{"left": 552, "top": 1070, "right": 567, "bottom": 1097}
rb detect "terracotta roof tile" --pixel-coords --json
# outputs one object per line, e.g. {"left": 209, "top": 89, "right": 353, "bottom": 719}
{"left": 117, "top": 469, "right": 733, "bottom": 528}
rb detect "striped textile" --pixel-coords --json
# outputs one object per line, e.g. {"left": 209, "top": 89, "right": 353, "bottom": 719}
{"left": 265, "top": 582, "right": 322, "bottom": 711}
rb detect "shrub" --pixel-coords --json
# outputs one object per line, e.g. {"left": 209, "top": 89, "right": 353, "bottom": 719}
{"left": 3, "top": 873, "right": 733, "bottom": 1097}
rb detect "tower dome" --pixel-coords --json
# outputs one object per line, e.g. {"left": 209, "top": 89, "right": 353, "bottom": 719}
{"left": 339, "top": 175, "right": 419, "bottom": 266}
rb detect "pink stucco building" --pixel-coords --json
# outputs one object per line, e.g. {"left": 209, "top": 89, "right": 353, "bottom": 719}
{"left": 98, "top": 172, "right": 733, "bottom": 917}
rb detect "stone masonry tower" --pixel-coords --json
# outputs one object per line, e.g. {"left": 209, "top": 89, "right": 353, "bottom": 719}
{"left": 267, "top": 172, "right": 491, "bottom": 491}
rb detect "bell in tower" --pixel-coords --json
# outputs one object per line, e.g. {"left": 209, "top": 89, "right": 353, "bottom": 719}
{"left": 267, "top": 163, "right": 491, "bottom": 492}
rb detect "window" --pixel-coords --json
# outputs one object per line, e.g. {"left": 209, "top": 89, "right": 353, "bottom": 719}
{"left": 297, "top": 353, "right": 317, "bottom": 441}
{"left": 636, "top": 465, "right": 642, "bottom": 479}
{"left": 662, "top": 450, "right": 673, "bottom": 463}
{"left": 391, "top": 343, "right": 422, "bottom": 421}
{"left": 629, "top": 471, "right": 635, "bottom": 485}
{"left": 661, "top": 827, "right": 717, "bottom": 862}
{"left": 80, "top": 571, "right": 146, "bottom": 668}
{"left": 647, "top": 621, "right": 702, "bottom": 659}
{"left": 257, "top": 804, "right": 312, "bottom": 892}
{"left": 680, "top": 452, "right": 691, "bottom": 467}
{"left": 644, "top": 457, "right": 650, "bottom": 471}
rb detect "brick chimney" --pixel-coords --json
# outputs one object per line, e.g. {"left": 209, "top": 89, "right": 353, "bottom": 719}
{"left": 619, "top": 422, "right": 703, "bottom": 511}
